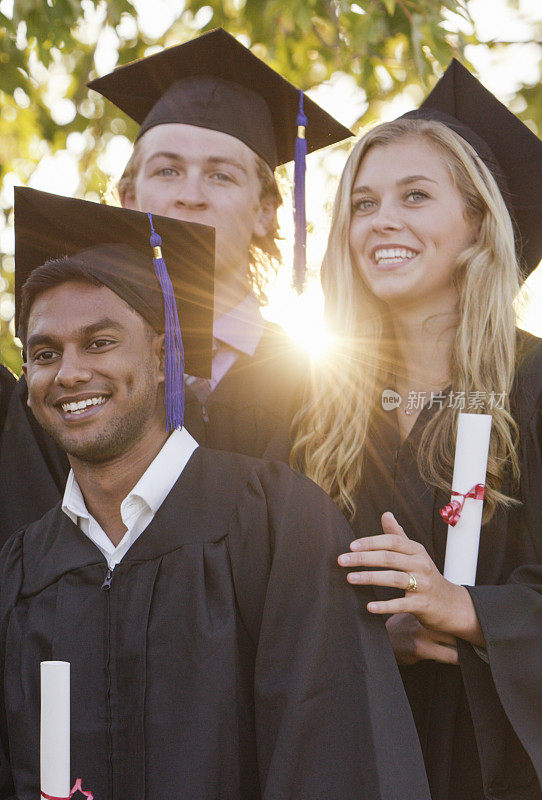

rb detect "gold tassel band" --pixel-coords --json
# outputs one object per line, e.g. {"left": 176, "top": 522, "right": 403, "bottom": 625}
{"left": 297, "top": 125, "right": 306, "bottom": 139}
{"left": 153, "top": 246, "right": 162, "bottom": 259}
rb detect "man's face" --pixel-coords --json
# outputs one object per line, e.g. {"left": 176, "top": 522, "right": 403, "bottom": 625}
{"left": 23, "top": 281, "right": 165, "bottom": 465}
{"left": 123, "top": 123, "right": 274, "bottom": 282}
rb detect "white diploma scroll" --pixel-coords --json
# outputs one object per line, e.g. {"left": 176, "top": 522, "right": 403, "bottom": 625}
{"left": 41, "top": 661, "right": 70, "bottom": 800}
{"left": 443, "top": 412, "right": 492, "bottom": 586}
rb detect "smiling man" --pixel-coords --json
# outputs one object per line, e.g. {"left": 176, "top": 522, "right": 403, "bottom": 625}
{"left": 0, "top": 187, "right": 431, "bottom": 800}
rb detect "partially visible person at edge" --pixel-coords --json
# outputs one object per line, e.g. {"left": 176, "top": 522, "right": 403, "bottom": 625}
{"left": 0, "top": 188, "right": 431, "bottom": 800}
{"left": 0, "top": 28, "right": 351, "bottom": 540}
{"left": 0, "top": 366, "right": 15, "bottom": 441}
{"left": 289, "top": 61, "right": 542, "bottom": 800}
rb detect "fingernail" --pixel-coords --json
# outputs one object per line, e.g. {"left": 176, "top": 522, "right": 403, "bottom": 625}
{"left": 338, "top": 554, "right": 351, "bottom": 565}
{"left": 367, "top": 602, "right": 378, "bottom": 612}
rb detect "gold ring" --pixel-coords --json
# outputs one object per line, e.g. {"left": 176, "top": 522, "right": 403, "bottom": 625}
{"left": 406, "top": 573, "right": 418, "bottom": 592}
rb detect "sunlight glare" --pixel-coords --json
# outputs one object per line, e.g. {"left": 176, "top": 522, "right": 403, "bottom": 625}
{"left": 515, "top": 262, "right": 542, "bottom": 337}
{"left": 263, "top": 274, "right": 332, "bottom": 358}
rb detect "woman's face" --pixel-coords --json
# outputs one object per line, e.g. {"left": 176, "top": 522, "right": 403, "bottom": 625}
{"left": 348, "top": 137, "right": 479, "bottom": 313}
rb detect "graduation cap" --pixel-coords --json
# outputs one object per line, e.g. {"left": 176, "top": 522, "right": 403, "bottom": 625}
{"left": 403, "top": 59, "right": 542, "bottom": 275}
{"left": 15, "top": 187, "right": 215, "bottom": 431}
{"left": 87, "top": 27, "right": 353, "bottom": 292}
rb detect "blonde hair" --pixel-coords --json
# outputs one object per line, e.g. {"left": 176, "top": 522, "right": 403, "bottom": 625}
{"left": 292, "top": 118, "right": 521, "bottom": 521}
{"left": 117, "top": 137, "right": 283, "bottom": 304}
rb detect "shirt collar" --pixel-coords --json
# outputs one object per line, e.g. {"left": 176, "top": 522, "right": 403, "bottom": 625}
{"left": 62, "top": 470, "right": 89, "bottom": 525}
{"left": 213, "top": 293, "right": 264, "bottom": 357}
{"left": 127, "top": 427, "right": 198, "bottom": 513}
{"left": 62, "top": 427, "right": 199, "bottom": 524}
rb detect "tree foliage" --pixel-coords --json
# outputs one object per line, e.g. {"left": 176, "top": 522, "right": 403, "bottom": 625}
{"left": 0, "top": 0, "right": 540, "bottom": 372}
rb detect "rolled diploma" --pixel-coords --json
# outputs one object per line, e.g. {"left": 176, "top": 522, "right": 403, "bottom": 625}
{"left": 443, "top": 413, "right": 492, "bottom": 586}
{"left": 41, "top": 661, "right": 70, "bottom": 799}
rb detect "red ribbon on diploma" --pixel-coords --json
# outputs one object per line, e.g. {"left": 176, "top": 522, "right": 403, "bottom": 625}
{"left": 439, "top": 483, "right": 485, "bottom": 527}
{"left": 41, "top": 778, "right": 94, "bottom": 800}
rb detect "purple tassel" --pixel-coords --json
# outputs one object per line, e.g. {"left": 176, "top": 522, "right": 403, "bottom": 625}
{"left": 148, "top": 213, "right": 185, "bottom": 431}
{"left": 293, "top": 89, "right": 308, "bottom": 294}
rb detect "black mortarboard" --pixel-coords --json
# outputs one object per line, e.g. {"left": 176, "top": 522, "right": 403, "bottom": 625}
{"left": 403, "top": 59, "right": 542, "bottom": 275}
{"left": 88, "top": 27, "right": 353, "bottom": 292}
{"left": 88, "top": 27, "right": 351, "bottom": 170}
{"left": 15, "top": 187, "right": 215, "bottom": 430}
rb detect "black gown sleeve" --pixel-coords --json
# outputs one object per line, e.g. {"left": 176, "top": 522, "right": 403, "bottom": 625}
{"left": 459, "top": 569, "right": 542, "bottom": 795}
{"left": 0, "top": 533, "right": 24, "bottom": 799}
{"left": 0, "top": 376, "right": 69, "bottom": 544}
{"left": 457, "top": 344, "right": 542, "bottom": 797}
{"left": 228, "top": 462, "right": 431, "bottom": 800}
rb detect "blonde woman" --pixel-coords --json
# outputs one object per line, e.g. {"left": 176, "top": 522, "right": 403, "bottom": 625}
{"left": 292, "top": 62, "right": 542, "bottom": 799}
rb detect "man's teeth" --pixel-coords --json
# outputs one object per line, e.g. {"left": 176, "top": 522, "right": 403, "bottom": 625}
{"left": 61, "top": 396, "right": 107, "bottom": 414}
{"left": 375, "top": 248, "right": 417, "bottom": 264}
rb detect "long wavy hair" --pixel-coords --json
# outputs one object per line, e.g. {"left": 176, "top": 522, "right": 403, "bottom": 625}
{"left": 292, "top": 118, "right": 521, "bottom": 521}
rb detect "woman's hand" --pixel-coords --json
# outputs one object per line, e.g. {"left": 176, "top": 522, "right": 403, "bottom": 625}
{"left": 338, "top": 511, "right": 486, "bottom": 647}
{"left": 385, "top": 612, "right": 458, "bottom": 665}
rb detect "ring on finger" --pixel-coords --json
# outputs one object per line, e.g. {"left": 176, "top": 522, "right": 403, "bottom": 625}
{"left": 406, "top": 573, "right": 418, "bottom": 592}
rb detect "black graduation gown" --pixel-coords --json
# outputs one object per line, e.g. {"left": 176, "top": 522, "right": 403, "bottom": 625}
{"left": 0, "top": 324, "right": 305, "bottom": 544}
{"left": 353, "top": 339, "right": 542, "bottom": 800}
{"left": 0, "top": 366, "right": 15, "bottom": 443}
{"left": 184, "top": 322, "right": 307, "bottom": 457}
{"left": 0, "top": 449, "right": 431, "bottom": 800}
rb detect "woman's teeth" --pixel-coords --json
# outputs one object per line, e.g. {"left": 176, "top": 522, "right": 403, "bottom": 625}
{"left": 375, "top": 248, "right": 417, "bottom": 264}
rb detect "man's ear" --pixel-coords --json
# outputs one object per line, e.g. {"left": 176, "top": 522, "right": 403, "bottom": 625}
{"left": 23, "top": 366, "right": 32, "bottom": 408}
{"left": 21, "top": 362, "right": 30, "bottom": 405}
{"left": 253, "top": 196, "right": 277, "bottom": 239}
{"left": 120, "top": 185, "right": 138, "bottom": 211}
{"left": 153, "top": 332, "right": 166, "bottom": 383}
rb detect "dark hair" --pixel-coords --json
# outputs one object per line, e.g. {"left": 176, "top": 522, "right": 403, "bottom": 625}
{"left": 19, "top": 258, "right": 103, "bottom": 346}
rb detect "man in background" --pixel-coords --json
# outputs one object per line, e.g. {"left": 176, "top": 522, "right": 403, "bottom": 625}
{"left": 91, "top": 27, "right": 351, "bottom": 454}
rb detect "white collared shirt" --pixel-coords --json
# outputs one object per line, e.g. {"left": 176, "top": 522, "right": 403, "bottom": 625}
{"left": 213, "top": 293, "right": 264, "bottom": 358}
{"left": 61, "top": 427, "right": 198, "bottom": 569}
